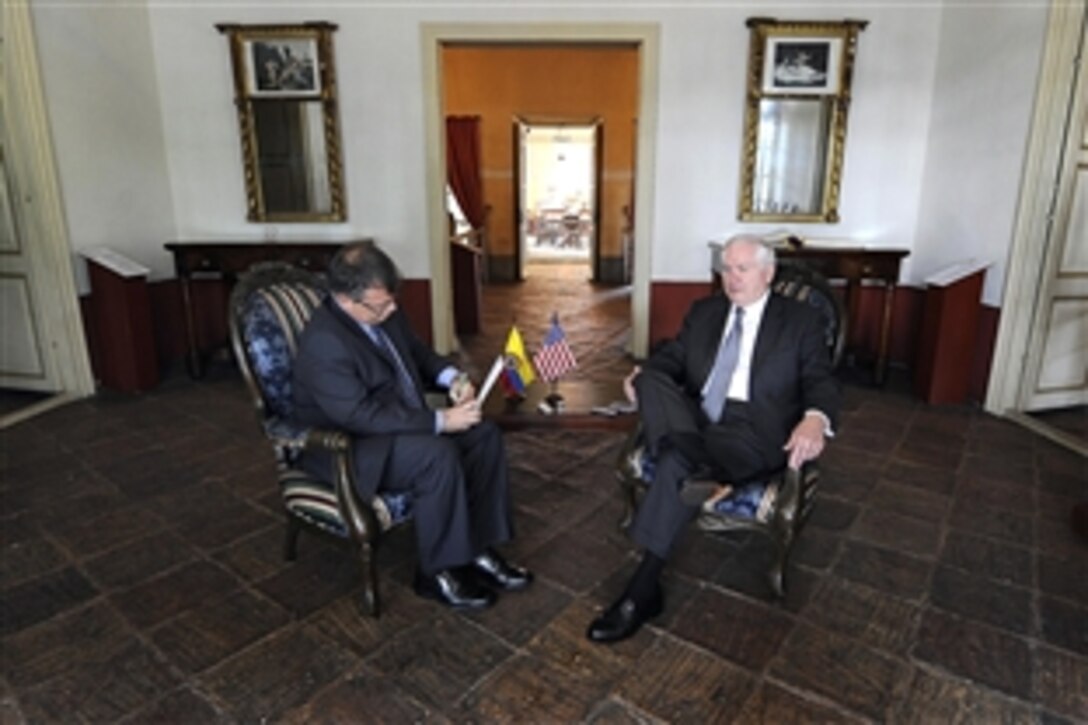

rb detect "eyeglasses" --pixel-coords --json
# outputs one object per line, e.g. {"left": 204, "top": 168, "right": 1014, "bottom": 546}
{"left": 356, "top": 295, "right": 396, "bottom": 318}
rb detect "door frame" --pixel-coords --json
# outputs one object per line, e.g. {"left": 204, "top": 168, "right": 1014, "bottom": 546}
{"left": 514, "top": 115, "right": 602, "bottom": 280}
{"left": 421, "top": 22, "right": 659, "bottom": 356}
{"left": 986, "top": 1, "right": 1085, "bottom": 429}
{"left": 1, "top": 3, "right": 94, "bottom": 402}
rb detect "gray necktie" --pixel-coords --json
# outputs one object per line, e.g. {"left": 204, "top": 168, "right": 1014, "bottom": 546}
{"left": 373, "top": 327, "right": 422, "bottom": 408}
{"left": 702, "top": 307, "right": 744, "bottom": 422}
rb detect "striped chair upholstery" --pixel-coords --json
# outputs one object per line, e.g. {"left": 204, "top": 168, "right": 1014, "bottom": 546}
{"left": 229, "top": 261, "right": 412, "bottom": 616}
{"left": 616, "top": 261, "right": 845, "bottom": 598}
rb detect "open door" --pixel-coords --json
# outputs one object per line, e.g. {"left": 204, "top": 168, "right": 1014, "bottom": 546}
{"left": 0, "top": 1, "right": 94, "bottom": 424}
{"left": 515, "top": 118, "right": 602, "bottom": 279}
{"left": 989, "top": 4, "right": 1086, "bottom": 452}
{"left": 1020, "top": 48, "right": 1087, "bottom": 413}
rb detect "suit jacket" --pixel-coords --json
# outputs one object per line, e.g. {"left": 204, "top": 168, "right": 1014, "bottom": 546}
{"left": 643, "top": 292, "right": 839, "bottom": 449}
{"left": 291, "top": 297, "right": 453, "bottom": 497}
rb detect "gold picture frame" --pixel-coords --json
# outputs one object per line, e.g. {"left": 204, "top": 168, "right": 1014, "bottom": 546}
{"left": 217, "top": 22, "right": 345, "bottom": 222}
{"left": 739, "top": 18, "right": 867, "bottom": 223}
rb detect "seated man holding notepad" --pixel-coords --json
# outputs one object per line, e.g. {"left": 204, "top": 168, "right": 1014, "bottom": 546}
{"left": 292, "top": 241, "right": 531, "bottom": 610}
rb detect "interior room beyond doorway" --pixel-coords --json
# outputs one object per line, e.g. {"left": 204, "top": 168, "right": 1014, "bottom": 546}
{"left": 520, "top": 123, "right": 596, "bottom": 268}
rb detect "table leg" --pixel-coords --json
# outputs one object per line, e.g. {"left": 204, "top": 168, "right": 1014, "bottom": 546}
{"left": 876, "top": 283, "right": 896, "bottom": 385}
{"left": 179, "top": 276, "right": 203, "bottom": 378}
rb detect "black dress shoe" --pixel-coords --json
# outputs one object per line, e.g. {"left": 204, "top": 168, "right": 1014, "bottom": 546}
{"left": 472, "top": 550, "right": 533, "bottom": 591}
{"left": 586, "top": 588, "right": 663, "bottom": 643}
{"left": 413, "top": 568, "right": 496, "bottom": 609}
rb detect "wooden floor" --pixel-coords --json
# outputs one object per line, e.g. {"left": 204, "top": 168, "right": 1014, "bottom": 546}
{"left": 454, "top": 261, "right": 633, "bottom": 386}
{"left": 1, "top": 265, "right": 1086, "bottom": 723}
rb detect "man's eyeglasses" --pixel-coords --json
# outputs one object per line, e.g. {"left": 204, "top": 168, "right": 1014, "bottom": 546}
{"left": 356, "top": 296, "right": 396, "bottom": 317}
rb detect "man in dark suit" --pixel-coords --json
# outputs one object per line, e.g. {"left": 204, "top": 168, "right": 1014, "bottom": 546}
{"left": 292, "top": 241, "right": 532, "bottom": 610}
{"left": 587, "top": 234, "right": 839, "bottom": 643}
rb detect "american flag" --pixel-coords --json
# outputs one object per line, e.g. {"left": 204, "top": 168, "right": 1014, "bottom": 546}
{"left": 533, "top": 313, "right": 577, "bottom": 382}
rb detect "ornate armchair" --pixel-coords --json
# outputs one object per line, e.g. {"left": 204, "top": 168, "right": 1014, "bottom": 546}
{"left": 228, "top": 261, "right": 413, "bottom": 617}
{"left": 616, "top": 261, "right": 846, "bottom": 597}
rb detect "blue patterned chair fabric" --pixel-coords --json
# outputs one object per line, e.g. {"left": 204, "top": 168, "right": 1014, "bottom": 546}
{"left": 230, "top": 261, "right": 413, "bottom": 616}
{"left": 616, "top": 261, "right": 844, "bottom": 598}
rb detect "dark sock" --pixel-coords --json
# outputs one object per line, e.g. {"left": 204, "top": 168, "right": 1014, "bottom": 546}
{"left": 625, "top": 551, "right": 664, "bottom": 604}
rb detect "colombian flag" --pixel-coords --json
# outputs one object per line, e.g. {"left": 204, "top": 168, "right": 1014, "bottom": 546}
{"left": 499, "top": 326, "right": 535, "bottom": 397}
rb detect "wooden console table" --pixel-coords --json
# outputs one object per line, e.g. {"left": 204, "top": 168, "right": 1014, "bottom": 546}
{"left": 165, "top": 240, "right": 363, "bottom": 376}
{"left": 709, "top": 243, "right": 910, "bottom": 384}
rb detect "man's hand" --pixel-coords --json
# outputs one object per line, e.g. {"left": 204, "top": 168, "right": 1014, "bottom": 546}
{"left": 449, "top": 373, "right": 476, "bottom": 405}
{"left": 783, "top": 413, "right": 827, "bottom": 470}
{"left": 623, "top": 365, "right": 642, "bottom": 404}
{"left": 440, "top": 400, "right": 481, "bottom": 433}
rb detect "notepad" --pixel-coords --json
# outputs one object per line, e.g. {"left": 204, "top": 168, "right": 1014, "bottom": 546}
{"left": 475, "top": 355, "right": 504, "bottom": 407}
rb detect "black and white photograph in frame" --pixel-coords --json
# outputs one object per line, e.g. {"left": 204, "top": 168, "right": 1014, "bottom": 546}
{"left": 245, "top": 37, "right": 321, "bottom": 97}
{"left": 762, "top": 36, "right": 842, "bottom": 95}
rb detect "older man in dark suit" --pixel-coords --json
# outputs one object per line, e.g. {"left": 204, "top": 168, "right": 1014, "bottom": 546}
{"left": 587, "top": 234, "right": 840, "bottom": 643}
{"left": 292, "top": 241, "right": 531, "bottom": 610}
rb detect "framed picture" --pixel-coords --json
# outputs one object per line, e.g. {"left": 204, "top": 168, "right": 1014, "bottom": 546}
{"left": 244, "top": 36, "right": 321, "bottom": 97}
{"left": 762, "top": 36, "right": 844, "bottom": 95}
{"left": 740, "top": 18, "right": 868, "bottom": 222}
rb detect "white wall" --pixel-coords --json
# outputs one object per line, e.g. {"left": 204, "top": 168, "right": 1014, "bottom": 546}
{"left": 30, "top": 1, "right": 176, "bottom": 292}
{"left": 913, "top": 2, "right": 1048, "bottom": 306}
{"left": 30, "top": 0, "right": 1048, "bottom": 305}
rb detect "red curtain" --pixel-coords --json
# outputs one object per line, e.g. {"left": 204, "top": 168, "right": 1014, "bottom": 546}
{"left": 445, "top": 116, "right": 486, "bottom": 231}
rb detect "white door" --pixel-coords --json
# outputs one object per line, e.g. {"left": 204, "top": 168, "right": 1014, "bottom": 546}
{"left": 0, "top": 2, "right": 94, "bottom": 402}
{"left": 0, "top": 53, "right": 59, "bottom": 391}
{"left": 1020, "top": 27, "right": 1088, "bottom": 412}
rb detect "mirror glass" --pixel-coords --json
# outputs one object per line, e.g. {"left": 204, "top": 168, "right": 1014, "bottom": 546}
{"left": 739, "top": 18, "right": 867, "bottom": 223}
{"left": 218, "top": 22, "right": 345, "bottom": 222}
{"left": 253, "top": 101, "right": 332, "bottom": 215}
{"left": 752, "top": 99, "right": 830, "bottom": 216}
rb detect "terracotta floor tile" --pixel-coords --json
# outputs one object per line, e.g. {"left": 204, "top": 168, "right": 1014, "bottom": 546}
{"left": 833, "top": 540, "right": 932, "bottom": 601}
{"left": 768, "top": 623, "right": 912, "bottom": 720}
{"left": 668, "top": 587, "right": 794, "bottom": 670}
{"left": 613, "top": 637, "right": 756, "bottom": 722}
{"left": 939, "top": 529, "right": 1033, "bottom": 588}
{"left": 914, "top": 609, "right": 1033, "bottom": 700}
{"left": 198, "top": 627, "right": 352, "bottom": 720}
{"left": 150, "top": 588, "right": 290, "bottom": 674}
{"left": 735, "top": 682, "right": 867, "bottom": 724}
{"left": 888, "top": 666, "right": 1037, "bottom": 724}
{"left": 1033, "top": 644, "right": 1088, "bottom": 722}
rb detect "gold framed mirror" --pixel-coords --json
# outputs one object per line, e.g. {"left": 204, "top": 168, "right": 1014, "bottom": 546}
{"left": 739, "top": 18, "right": 867, "bottom": 223}
{"left": 217, "top": 22, "right": 345, "bottom": 222}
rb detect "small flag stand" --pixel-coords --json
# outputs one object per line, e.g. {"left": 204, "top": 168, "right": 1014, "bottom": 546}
{"left": 533, "top": 312, "right": 578, "bottom": 415}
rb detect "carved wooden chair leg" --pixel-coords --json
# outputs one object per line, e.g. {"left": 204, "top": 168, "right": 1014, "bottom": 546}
{"left": 283, "top": 515, "right": 302, "bottom": 561}
{"left": 767, "top": 468, "right": 802, "bottom": 598}
{"left": 616, "top": 476, "right": 638, "bottom": 529}
{"left": 359, "top": 541, "right": 380, "bottom": 617}
{"left": 768, "top": 540, "right": 787, "bottom": 599}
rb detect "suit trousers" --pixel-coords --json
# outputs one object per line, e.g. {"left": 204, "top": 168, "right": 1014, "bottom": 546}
{"left": 628, "top": 368, "right": 783, "bottom": 560}
{"left": 378, "top": 419, "right": 513, "bottom": 575}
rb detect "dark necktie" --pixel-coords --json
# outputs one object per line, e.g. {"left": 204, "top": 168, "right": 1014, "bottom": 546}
{"left": 702, "top": 307, "right": 744, "bottom": 422}
{"left": 373, "top": 327, "right": 422, "bottom": 408}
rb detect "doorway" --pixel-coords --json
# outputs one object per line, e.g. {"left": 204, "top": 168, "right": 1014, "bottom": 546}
{"left": 425, "top": 28, "right": 657, "bottom": 361}
{"left": 517, "top": 121, "right": 600, "bottom": 276}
